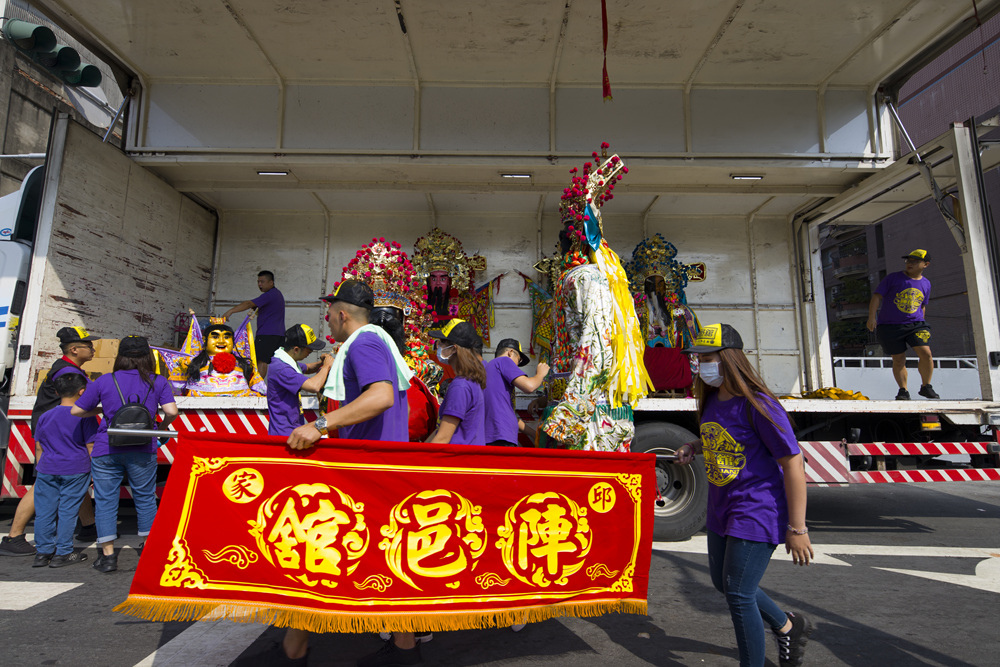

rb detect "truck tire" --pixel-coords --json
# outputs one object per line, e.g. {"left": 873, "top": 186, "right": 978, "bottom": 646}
{"left": 632, "top": 421, "right": 708, "bottom": 542}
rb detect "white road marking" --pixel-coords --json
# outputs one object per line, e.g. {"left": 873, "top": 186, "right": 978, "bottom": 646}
{"left": 0, "top": 581, "right": 84, "bottom": 610}
{"left": 653, "top": 537, "right": 1000, "bottom": 593}
{"left": 132, "top": 608, "right": 268, "bottom": 667}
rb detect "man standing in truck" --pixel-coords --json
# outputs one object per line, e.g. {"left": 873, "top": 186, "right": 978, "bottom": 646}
{"left": 866, "top": 249, "right": 939, "bottom": 400}
{"left": 220, "top": 270, "right": 286, "bottom": 379}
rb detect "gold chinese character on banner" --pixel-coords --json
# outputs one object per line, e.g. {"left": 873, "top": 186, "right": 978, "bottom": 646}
{"left": 380, "top": 489, "right": 486, "bottom": 590}
{"left": 223, "top": 468, "right": 264, "bottom": 503}
{"left": 248, "top": 483, "right": 368, "bottom": 589}
{"left": 496, "top": 492, "right": 592, "bottom": 587}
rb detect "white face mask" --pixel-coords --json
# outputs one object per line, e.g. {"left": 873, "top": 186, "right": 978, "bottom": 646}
{"left": 437, "top": 345, "right": 455, "bottom": 363}
{"left": 699, "top": 361, "right": 724, "bottom": 387}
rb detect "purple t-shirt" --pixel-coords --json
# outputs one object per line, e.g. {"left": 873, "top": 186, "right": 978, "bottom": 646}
{"left": 252, "top": 287, "right": 286, "bottom": 336}
{"left": 484, "top": 357, "right": 525, "bottom": 444}
{"left": 440, "top": 377, "right": 486, "bottom": 446}
{"left": 875, "top": 271, "right": 931, "bottom": 324}
{"left": 34, "top": 405, "right": 98, "bottom": 475}
{"left": 700, "top": 392, "right": 800, "bottom": 545}
{"left": 340, "top": 332, "right": 408, "bottom": 442}
{"left": 76, "top": 370, "right": 177, "bottom": 457}
{"left": 267, "top": 356, "right": 308, "bottom": 436}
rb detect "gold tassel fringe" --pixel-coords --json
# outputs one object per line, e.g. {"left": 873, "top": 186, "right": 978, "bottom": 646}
{"left": 114, "top": 596, "right": 647, "bottom": 633}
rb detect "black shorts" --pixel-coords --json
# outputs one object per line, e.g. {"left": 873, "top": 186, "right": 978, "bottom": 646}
{"left": 255, "top": 335, "right": 285, "bottom": 364}
{"left": 876, "top": 322, "right": 931, "bottom": 356}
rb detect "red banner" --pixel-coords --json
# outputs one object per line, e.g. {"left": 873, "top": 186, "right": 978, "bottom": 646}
{"left": 115, "top": 434, "right": 655, "bottom": 633}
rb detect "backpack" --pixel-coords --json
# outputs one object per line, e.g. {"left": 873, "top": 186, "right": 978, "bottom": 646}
{"left": 108, "top": 372, "right": 156, "bottom": 446}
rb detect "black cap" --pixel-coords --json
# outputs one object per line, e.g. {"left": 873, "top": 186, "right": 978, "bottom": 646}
{"left": 429, "top": 318, "right": 482, "bottom": 350}
{"left": 321, "top": 279, "right": 374, "bottom": 309}
{"left": 119, "top": 335, "right": 152, "bottom": 358}
{"left": 682, "top": 323, "right": 744, "bottom": 353}
{"left": 495, "top": 338, "right": 529, "bottom": 366}
{"left": 284, "top": 324, "right": 326, "bottom": 351}
{"left": 57, "top": 326, "right": 98, "bottom": 345}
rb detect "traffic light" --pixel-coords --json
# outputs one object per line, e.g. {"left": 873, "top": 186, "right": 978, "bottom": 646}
{"left": 2, "top": 19, "right": 102, "bottom": 88}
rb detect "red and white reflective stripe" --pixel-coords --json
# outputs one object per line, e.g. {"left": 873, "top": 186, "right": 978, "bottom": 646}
{"left": 798, "top": 441, "right": 849, "bottom": 483}
{"left": 850, "top": 468, "right": 1000, "bottom": 483}
{"left": 9, "top": 423, "right": 35, "bottom": 462}
{"left": 848, "top": 442, "right": 991, "bottom": 456}
{"left": 2, "top": 451, "right": 25, "bottom": 498}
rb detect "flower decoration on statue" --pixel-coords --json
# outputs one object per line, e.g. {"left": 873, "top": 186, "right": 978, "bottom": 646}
{"left": 211, "top": 352, "right": 237, "bottom": 375}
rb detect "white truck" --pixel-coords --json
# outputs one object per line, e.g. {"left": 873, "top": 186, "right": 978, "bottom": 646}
{"left": 1, "top": 1, "right": 998, "bottom": 543}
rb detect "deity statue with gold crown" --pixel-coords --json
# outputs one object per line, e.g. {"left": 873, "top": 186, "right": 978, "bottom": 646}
{"left": 411, "top": 228, "right": 494, "bottom": 345}
{"left": 153, "top": 314, "right": 265, "bottom": 397}
{"left": 339, "top": 238, "right": 441, "bottom": 441}
{"left": 540, "top": 143, "right": 652, "bottom": 452}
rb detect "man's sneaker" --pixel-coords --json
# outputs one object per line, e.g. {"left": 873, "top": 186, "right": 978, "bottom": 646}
{"left": 918, "top": 384, "right": 940, "bottom": 399}
{"left": 511, "top": 623, "right": 526, "bottom": 632}
{"left": 92, "top": 552, "right": 118, "bottom": 574}
{"left": 378, "top": 632, "right": 432, "bottom": 644}
{"left": 233, "top": 641, "right": 308, "bottom": 666}
{"left": 0, "top": 534, "right": 36, "bottom": 556}
{"left": 895, "top": 388, "right": 910, "bottom": 400}
{"left": 49, "top": 552, "right": 88, "bottom": 568}
{"left": 357, "top": 639, "right": 423, "bottom": 667}
{"left": 75, "top": 523, "right": 97, "bottom": 542}
{"left": 773, "top": 611, "right": 813, "bottom": 666}
{"left": 32, "top": 552, "right": 54, "bottom": 567}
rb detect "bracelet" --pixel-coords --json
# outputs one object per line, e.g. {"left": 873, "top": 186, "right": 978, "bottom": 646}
{"left": 786, "top": 524, "right": 808, "bottom": 535}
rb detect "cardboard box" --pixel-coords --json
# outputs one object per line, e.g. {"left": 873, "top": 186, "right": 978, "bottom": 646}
{"left": 83, "top": 357, "right": 116, "bottom": 376}
{"left": 35, "top": 369, "right": 48, "bottom": 393}
{"left": 92, "top": 338, "right": 120, "bottom": 358}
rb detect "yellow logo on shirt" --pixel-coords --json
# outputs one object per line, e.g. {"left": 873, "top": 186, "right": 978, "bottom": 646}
{"left": 700, "top": 422, "right": 746, "bottom": 487}
{"left": 893, "top": 288, "right": 924, "bottom": 314}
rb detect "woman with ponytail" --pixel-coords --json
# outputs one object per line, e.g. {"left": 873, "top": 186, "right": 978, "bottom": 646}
{"left": 427, "top": 319, "right": 486, "bottom": 446}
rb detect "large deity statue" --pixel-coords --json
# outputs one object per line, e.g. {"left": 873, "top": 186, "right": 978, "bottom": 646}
{"left": 154, "top": 314, "right": 265, "bottom": 397}
{"left": 625, "top": 235, "right": 705, "bottom": 392}
{"left": 540, "top": 144, "right": 652, "bottom": 452}
{"left": 336, "top": 238, "right": 441, "bottom": 441}
{"left": 411, "top": 228, "right": 493, "bottom": 344}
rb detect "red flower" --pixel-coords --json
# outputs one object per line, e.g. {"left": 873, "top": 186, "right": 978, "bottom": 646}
{"left": 211, "top": 352, "right": 237, "bottom": 374}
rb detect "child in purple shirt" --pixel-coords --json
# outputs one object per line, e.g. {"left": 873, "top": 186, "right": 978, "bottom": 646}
{"left": 31, "top": 373, "right": 98, "bottom": 567}
{"left": 484, "top": 338, "right": 549, "bottom": 446}
{"left": 678, "top": 323, "right": 814, "bottom": 667}
{"left": 267, "top": 324, "right": 333, "bottom": 436}
{"left": 428, "top": 319, "right": 486, "bottom": 446}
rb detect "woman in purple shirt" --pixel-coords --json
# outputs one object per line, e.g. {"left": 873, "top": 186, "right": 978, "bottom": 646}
{"left": 73, "top": 336, "right": 178, "bottom": 574}
{"left": 677, "top": 324, "right": 813, "bottom": 667}
{"left": 427, "top": 319, "right": 486, "bottom": 446}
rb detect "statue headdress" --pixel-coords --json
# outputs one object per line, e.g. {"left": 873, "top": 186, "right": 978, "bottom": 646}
{"left": 411, "top": 228, "right": 485, "bottom": 293}
{"left": 625, "top": 235, "right": 690, "bottom": 302}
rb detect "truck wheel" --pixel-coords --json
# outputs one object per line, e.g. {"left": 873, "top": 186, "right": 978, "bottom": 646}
{"left": 632, "top": 422, "right": 708, "bottom": 542}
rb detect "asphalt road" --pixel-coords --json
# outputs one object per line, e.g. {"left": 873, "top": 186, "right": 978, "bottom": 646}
{"left": 1, "top": 481, "right": 997, "bottom": 666}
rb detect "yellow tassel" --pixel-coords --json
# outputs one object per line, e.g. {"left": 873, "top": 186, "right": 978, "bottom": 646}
{"left": 114, "top": 595, "right": 647, "bottom": 633}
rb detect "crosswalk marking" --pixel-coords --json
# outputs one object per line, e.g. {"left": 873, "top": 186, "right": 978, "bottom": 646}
{"left": 653, "top": 537, "right": 1000, "bottom": 593}
{"left": 132, "top": 609, "right": 268, "bottom": 667}
{"left": 0, "top": 581, "right": 83, "bottom": 610}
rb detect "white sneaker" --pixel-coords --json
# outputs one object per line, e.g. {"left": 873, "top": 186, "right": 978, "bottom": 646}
{"left": 378, "top": 632, "right": 391, "bottom": 641}
{"left": 511, "top": 623, "right": 526, "bottom": 632}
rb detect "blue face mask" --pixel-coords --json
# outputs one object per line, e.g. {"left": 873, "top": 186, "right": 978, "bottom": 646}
{"left": 699, "top": 361, "right": 724, "bottom": 387}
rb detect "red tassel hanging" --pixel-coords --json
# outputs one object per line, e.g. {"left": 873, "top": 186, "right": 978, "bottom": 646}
{"left": 602, "top": 0, "right": 612, "bottom": 101}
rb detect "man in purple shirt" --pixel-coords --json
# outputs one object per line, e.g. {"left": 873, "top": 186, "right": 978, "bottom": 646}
{"left": 266, "top": 324, "right": 332, "bottom": 436}
{"left": 484, "top": 338, "right": 550, "bottom": 446}
{"left": 220, "top": 270, "right": 286, "bottom": 378}
{"left": 253, "top": 280, "right": 411, "bottom": 667}
{"left": 866, "top": 249, "right": 938, "bottom": 400}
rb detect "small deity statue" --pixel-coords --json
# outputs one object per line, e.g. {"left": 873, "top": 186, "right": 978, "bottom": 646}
{"left": 153, "top": 314, "right": 265, "bottom": 397}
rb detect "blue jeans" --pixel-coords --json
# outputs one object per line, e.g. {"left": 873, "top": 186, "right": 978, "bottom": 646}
{"left": 707, "top": 529, "right": 788, "bottom": 667}
{"left": 33, "top": 471, "right": 91, "bottom": 556}
{"left": 91, "top": 452, "right": 158, "bottom": 544}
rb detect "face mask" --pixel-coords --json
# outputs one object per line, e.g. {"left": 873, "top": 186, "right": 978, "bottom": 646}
{"left": 437, "top": 345, "right": 455, "bottom": 363}
{"left": 699, "top": 361, "right": 724, "bottom": 387}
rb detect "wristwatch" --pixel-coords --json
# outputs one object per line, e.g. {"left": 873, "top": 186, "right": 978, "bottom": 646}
{"left": 313, "top": 416, "right": 329, "bottom": 435}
